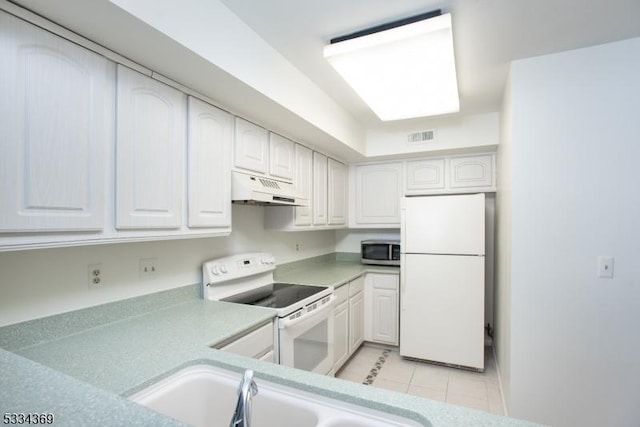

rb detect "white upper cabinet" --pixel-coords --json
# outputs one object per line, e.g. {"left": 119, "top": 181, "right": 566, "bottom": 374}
{"left": 449, "top": 155, "right": 494, "bottom": 189}
{"left": 352, "top": 162, "right": 402, "bottom": 226}
{"left": 404, "top": 153, "right": 496, "bottom": 195}
{"left": 294, "top": 144, "right": 313, "bottom": 226}
{"left": 234, "top": 118, "right": 269, "bottom": 174}
{"left": 313, "top": 152, "right": 328, "bottom": 225}
{"left": 263, "top": 149, "right": 348, "bottom": 230}
{"left": 406, "top": 159, "right": 445, "bottom": 193}
{"left": 0, "top": 12, "right": 114, "bottom": 232}
{"left": 115, "top": 65, "right": 185, "bottom": 229}
{"left": 187, "top": 96, "right": 232, "bottom": 228}
{"left": 269, "top": 133, "right": 295, "bottom": 181}
{"left": 327, "top": 158, "right": 347, "bottom": 225}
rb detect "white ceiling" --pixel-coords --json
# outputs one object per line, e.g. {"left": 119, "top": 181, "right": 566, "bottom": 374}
{"left": 218, "top": 0, "right": 640, "bottom": 130}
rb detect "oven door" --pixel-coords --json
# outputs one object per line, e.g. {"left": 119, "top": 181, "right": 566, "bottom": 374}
{"left": 278, "top": 295, "right": 336, "bottom": 375}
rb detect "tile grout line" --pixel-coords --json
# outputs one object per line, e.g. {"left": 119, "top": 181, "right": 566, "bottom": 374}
{"left": 362, "top": 349, "right": 391, "bottom": 385}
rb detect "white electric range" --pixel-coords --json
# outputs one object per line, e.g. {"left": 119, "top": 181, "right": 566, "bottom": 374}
{"left": 202, "top": 253, "right": 335, "bottom": 375}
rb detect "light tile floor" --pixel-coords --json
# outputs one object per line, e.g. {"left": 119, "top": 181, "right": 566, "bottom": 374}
{"left": 335, "top": 345, "right": 505, "bottom": 415}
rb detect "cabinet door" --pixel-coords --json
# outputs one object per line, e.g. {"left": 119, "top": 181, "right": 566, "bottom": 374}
{"left": 349, "top": 291, "right": 365, "bottom": 354}
{"left": 116, "top": 65, "right": 185, "bottom": 229}
{"left": 328, "top": 158, "right": 347, "bottom": 225}
{"left": 234, "top": 118, "right": 268, "bottom": 174}
{"left": 313, "top": 152, "right": 328, "bottom": 225}
{"left": 333, "top": 300, "right": 349, "bottom": 371}
{"left": 0, "top": 12, "right": 113, "bottom": 232}
{"left": 269, "top": 133, "right": 294, "bottom": 181}
{"left": 371, "top": 288, "right": 399, "bottom": 345}
{"left": 449, "top": 155, "right": 494, "bottom": 189}
{"left": 355, "top": 163, "right": 402, "bottom": 225}
{"left": 294, "top": 144, "right": 313, "bottom": 226}
{"left": 218, "top": 322, "right": 274, "bottom": 359}
{"left": 364, "top": 273, "right": 399, "bottom": 345}
{"left": 187, "top": 97, "right": 232, "bottom": 228}
{"left": 406, "top": 159, "right": 445, "bottom": 192}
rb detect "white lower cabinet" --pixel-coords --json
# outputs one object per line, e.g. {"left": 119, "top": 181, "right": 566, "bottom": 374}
{"left": 364, "top": 273, "right": 399, "bottom": 346}
{"left": 332, "top": 275, "right": 365, "bottom": 373}
{"left": 332, "top": 285, "right": 350, "bottom": 372}
{"left": 349, "top": 276, "right": 365, "bottom": 355}
{"left": 216, "top": 321, "right": 275, "bottom": 362}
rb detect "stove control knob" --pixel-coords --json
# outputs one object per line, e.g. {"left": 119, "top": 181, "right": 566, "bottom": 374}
{"left": 220, "top": 265, "right": 228, "bottom": 274}
{"left": 261, "top": 258, "right": 267, "bottom": 265}
{"left": 210, "top": 265, "right": 220, "bottom": 275}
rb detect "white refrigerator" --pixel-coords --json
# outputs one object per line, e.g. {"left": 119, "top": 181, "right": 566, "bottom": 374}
{"left": 400, "top": 193, "right": 485, "bottom": 371}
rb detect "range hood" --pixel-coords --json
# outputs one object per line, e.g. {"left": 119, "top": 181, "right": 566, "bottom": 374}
{"left": 232, "top": 171, "right": 309, "bottom": 207}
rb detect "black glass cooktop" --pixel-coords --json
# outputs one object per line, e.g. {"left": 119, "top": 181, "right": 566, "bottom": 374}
{"left": 231, "top": 283, "right": 328, "bottom": 309}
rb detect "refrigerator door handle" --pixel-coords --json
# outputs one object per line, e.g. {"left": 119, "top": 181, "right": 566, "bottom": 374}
{"left": 400, "top": 260, "right": 406, "bottom": 311}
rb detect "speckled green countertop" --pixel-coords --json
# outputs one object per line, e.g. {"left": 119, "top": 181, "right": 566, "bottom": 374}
{"left": 0, "top": 255, "right": 541, "bottom": 427}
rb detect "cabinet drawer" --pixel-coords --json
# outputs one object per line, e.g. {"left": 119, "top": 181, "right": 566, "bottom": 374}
{"left": 367, "top": 273, "right": 399, "bottom": 290}
{"left": 335, "top": 284, "right": 349, "bottom": 304}
{"left": 217, "top": 322, "right": 273, "bottom": 358}
{"left": 349, "top": 276, "right": 364, "bottom": 297}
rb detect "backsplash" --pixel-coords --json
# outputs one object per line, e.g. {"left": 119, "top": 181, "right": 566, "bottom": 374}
{"left": 0, "top": 205, "right": 335, "bottom": 327}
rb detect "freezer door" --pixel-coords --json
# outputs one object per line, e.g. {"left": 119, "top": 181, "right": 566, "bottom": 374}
{"left": 400, "top": 253, "right": 484, "bottom": 370}
{"left": 402, "top": 194, "right": 485, "bottom": 255}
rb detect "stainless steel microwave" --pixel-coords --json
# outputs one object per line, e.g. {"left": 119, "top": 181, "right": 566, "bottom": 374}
{"left": 361, "top": 240, "right": 400, "bottom": 266}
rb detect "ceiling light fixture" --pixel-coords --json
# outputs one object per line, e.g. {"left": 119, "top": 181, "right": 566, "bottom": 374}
{"left": 324, "top": 10, "right": 459, "bottom": 121}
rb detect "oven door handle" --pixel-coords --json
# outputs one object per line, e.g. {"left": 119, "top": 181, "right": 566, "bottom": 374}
{"left": 279, "top": 295, "right": 336, "bottom": 330}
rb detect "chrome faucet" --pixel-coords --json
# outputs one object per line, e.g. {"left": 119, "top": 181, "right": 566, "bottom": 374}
{"left": 229, "top": 370, "right": 259, "bottom": 427}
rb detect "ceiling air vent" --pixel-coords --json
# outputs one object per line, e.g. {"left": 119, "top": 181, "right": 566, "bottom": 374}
{"left": 407, "top": 129, "right": 436, "bottom": 144}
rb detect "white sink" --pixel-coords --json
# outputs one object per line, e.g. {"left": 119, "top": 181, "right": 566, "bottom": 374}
{"left": 130, "top": 365, "right": 425, "bottom": 427}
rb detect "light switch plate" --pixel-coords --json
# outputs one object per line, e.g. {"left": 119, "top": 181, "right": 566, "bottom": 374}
{"left": 597, "top": 256, "right": 614, "bottom": 278}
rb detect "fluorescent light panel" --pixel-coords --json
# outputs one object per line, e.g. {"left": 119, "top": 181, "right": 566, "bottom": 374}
{"left": 324, "top": 13, "right": 459, "bottom": 121}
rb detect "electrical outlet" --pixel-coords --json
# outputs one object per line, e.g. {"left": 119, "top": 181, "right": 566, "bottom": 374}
{"left": 88, "top": 263, "right": 102, "bottom": 289}
{"left": 139, "top": 258, "right": 158, "bottom": 280}
{"left": 295, "top": 243, "right": 300, "bottom": 252}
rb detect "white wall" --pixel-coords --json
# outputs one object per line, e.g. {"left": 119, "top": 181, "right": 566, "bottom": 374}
{"left": 501, "top": 37, "right": 640, "bottom": 426}
{"left": 107, "top": 0, "right": 366, "bottom": 155}
{"left": 0, "top": 205, "right": 335, "bottom": 326}
{"left": 495, "top": 71, "right": 513, "bottom": 410}
{"left": 365, "top": 112, "right": 498, "bottom": 158}
{"left": 334, "top": 230, "right": 400, "bottom": 253}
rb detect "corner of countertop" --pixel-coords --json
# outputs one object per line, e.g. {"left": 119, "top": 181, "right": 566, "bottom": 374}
{"left": 0, "top": 283, "right": 201, "bottom": 351}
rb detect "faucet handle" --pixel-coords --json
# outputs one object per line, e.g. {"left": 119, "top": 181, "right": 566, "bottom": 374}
{"left": 238, "top": 370, "right": 258, "bottom": 395}
{"left": 230, "top": 369, "right": 259, "bottom": 427}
